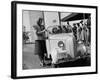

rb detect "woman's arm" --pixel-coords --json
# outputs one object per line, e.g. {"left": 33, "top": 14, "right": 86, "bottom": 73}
{"left": 37, "top": 29, "right": 46, "bottom": 34}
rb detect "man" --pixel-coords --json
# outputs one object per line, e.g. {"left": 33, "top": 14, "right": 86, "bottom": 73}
{"left": 77, "top": 23, "right": 82, "bottom": 41}
{"left": 67, "top": 21, "right": 73, "bottom": 33}
{"left": 79, "top": 20, "right": 84, "bottom": 41}
{"left": 72, "top": 23, "right": 77, "bottom": 40}
{"left": 87, "top": 16, "right": 91, "bottom": 44}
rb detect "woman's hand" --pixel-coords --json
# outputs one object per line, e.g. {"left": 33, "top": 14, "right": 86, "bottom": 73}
{"left": 37, "top": 29, "right": 46, "bottom": 34}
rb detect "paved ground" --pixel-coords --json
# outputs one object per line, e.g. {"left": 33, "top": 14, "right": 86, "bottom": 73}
{"left": 22, "top": 44, "right": 91, "bottom": 70}
{"left": 23, "top": 44, "right": 41, "bottom": 69}
{"left": 22, "top": 44, "right": 53, "bottom": 70}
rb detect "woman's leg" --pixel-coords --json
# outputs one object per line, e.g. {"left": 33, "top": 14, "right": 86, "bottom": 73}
{"left": 41, "top": 40, "right": 47, "bottom": 65}
{"left": 35, "top": 40, "right": 44, "bottom": 66}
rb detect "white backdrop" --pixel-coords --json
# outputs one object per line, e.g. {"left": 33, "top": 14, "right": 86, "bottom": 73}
{"left": 0, "top": 0, "right": 99, "bottom": 80}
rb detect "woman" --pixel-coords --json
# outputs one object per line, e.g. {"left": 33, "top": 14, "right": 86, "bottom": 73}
{"left": 34, "top": 18, "right": 47, "bottom": 66}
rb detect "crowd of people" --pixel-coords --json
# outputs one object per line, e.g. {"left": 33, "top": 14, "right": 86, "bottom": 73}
{"left": 72, "top": 20, "right": 91, "bottom": 45}
{"left": 49, "top": 20, "right": 91, "bottom": 46}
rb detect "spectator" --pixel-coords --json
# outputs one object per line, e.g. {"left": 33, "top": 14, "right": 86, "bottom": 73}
{"left": 77, "top": 23, "right": 82, "bottom": 41}
{"left": 87, "top": 16, "right": 91, "bottom": 44}
{"left": 72, "top": 23, "right": 77, "bottom": 40}
{"left": 67, "top": 22, "right": 73, "bottom": 33}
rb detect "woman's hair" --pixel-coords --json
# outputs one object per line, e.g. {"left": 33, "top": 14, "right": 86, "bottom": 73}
{"left": 37, "top": 18, "right": 43, "bottom": 26}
